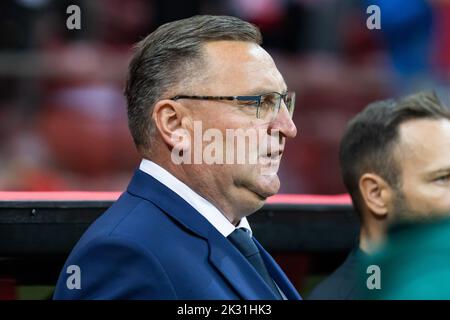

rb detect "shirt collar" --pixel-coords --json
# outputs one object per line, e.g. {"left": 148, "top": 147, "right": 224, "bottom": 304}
{"left": 139, "top": 159, "right": 252, "bottom": 237}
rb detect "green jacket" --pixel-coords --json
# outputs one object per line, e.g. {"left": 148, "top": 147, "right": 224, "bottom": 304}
{"left": 362, "top": 217, "right": 450, "bottom": 299}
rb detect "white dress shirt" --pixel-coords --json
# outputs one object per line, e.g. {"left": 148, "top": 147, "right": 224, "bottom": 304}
{"left": 139, "top": 159, "right": 252, "bottom": 238}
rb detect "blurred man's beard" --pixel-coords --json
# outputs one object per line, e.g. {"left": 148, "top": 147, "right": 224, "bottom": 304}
{"left": 391, "top": 189, "right": 428, "bottom": 223}
{"left": 391, "top": 190, "right": 412, "bottom": 223}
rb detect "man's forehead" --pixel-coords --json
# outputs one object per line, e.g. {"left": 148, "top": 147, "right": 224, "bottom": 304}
{"left": 396, "top": 118, "right": 450, "bottom": 169}
{"left": 201, "top": 40, "right": 286, "bottom": 93}
{"left": 398, "top": 118, "right": 450, "bottom": 145}
{"left": 203, "top": 40, "right": 269, "bottom": 60}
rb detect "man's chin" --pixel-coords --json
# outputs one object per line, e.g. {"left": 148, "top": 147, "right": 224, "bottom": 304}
{"left": 248, "top": 174, "right": 281, "bottom": 200}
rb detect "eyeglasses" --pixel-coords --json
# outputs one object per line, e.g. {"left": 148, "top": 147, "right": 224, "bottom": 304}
{"left": 170, "top": 91, "right": 296, "bottom": 121}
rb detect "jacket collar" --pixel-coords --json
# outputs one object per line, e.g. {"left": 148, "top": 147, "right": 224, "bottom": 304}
{"left": 127, "top": 169, "right": 212, "bottom": 239}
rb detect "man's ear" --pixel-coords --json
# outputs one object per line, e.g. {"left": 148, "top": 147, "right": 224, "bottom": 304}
{"left": 152, "top": 99, "right": 190, "bottom": 149}
{"left": 359, "top": 173, "right": 392, "bottom": 218}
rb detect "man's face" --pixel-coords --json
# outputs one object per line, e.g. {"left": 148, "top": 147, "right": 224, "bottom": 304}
{"left": 181, "top": 41, "right": 297, "bottom": 217}
{"left": 390, "top": 118, "right": 450, "bottom": 222}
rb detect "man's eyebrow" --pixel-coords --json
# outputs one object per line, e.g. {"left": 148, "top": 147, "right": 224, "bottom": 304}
{"left": 426, "top": 167, "right": 450, "bottom": 177}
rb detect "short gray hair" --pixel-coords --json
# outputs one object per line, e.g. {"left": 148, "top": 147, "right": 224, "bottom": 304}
{"left": 124, "top": 15, "right": 262, "bottom": 153}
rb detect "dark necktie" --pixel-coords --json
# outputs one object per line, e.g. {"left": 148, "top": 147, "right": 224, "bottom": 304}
{"left": 227, "top": 228, "right": 282, "bottom": 299}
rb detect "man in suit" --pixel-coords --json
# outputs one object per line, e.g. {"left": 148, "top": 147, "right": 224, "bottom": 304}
{"left": 53, "top": 15, "right": 300, "bottom": 300}
{"left": 309, "top": 91, "right": 450, "bottom": 299}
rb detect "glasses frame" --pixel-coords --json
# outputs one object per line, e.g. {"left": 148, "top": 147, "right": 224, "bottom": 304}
{"left": 170, "top": 91, "right": 295, "bottom": 120}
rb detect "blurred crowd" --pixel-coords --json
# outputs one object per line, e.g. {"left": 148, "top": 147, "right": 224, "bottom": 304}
{"left": 0, "top": 0, "right": 449, "bottom": 193}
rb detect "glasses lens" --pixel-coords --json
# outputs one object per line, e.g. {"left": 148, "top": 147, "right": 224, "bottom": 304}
{"left": 285, "top": 92, "right": 296, "bottom": 118}
{"left": 258, "top": 93, "right": 281, "bottom": 120}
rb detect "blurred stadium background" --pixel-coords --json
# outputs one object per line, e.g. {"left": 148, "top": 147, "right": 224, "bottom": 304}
{"left": 1, "top": 0, "right": 449, "bottom": 299}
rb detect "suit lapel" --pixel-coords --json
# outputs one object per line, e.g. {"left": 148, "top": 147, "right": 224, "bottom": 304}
{"left": 254, "top": 239, "right": 302, "bottom": 300}
{"left": 207, "top": 228, "right": 279, "bottom": 300}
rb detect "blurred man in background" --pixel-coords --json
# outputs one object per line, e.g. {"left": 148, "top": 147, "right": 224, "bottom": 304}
{"left": 53, "top": 15, "right": 300, "bottom": 300}
{"left": 363, "top": 215, "right": 450, "bottom": 299}
{"left": 309, "top": 91, "right": 450, "bottom": 299}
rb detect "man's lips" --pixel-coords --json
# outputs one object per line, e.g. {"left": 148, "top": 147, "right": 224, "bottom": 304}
{"left": 258, "top": 151, "right": 283, "bottom": 167}
{"left": 264, "top": 149, "right": 283, "bottom": 158}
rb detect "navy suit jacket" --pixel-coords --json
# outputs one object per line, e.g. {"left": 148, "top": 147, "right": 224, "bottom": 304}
{"left": 53, "top": 169, "right": 302, "bottom": 300}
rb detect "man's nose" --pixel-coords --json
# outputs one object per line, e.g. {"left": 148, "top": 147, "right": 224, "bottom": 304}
{"left": 268, "top": 103, "right": 297, "bottom": 138}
